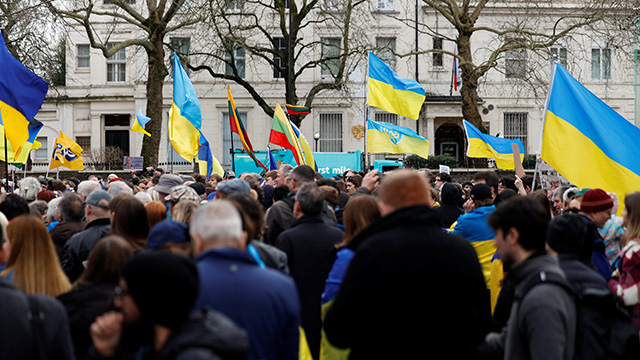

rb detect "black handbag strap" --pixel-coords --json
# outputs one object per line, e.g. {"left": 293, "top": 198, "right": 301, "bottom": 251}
{"left": 26, "top": 295, "right": 47, "bottom": 360}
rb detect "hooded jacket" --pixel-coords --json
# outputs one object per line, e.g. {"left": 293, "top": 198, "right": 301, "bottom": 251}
{"left": 434, "top": 183, "right": 464, "bottom": 228}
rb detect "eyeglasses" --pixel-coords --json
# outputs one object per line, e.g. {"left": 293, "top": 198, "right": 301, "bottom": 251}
{"left": 114, "top": 286, "right": 130, "bottom": 298}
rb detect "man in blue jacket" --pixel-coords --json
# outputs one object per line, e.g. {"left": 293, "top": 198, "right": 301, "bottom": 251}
{"left": 191, "top": 201, "right": 301, "bottom": 360}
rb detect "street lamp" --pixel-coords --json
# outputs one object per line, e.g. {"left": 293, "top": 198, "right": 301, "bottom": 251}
{"left": 313, "top": 132, "right": 320, "bottom": 152}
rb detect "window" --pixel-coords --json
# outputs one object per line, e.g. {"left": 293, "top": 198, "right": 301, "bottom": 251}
{"left": 171, "top": 38, "right": 190, "bottom": 77}
{"left": 77, "top": 45, "right": 90, "bottom": 69}
{"left": 222, "top": 111, "right": 247, "bottom": 166}
{"left": 376, "top": 37, "right": 396, "bottom": 71}
{"left": 227, "top": 0, "right": 245, "bottom": 9}
{"left": 225, "top": 44, "right": 245, "bottom": 78}
{"left": 319, "top": 113, "right": 342, "bottom": 152}
{"left": 375, "top": 111, "right": 397, "bottom": 125}
{"left": 503, "top": 112, "right": 528, "bottom": 152}
{"left": 76, "top": 136, "right": 91, "bottom": 157}
{"left": 378, "top": 0, "right": 393, "bottom": 10}
{"left": 34, "top": 137, "right": 48, "bottom": 160}
{"left": 106, "top": 43, "right": 126, "bottom": 82}
{"left": 433, "top": 37, "right": 443, "bottom": 67}
{"left": 505, "top": 48, "right": 527, "bottom": 79}
{"left": 322, "top": 0, "right": 340, "bottom": 11}
{"left": 321, "top": 37, "right": 341, "bottom": 78}
{"left": 273, "top": 37, "right": 287, "bottom": 79}
{"left": 592, "top": 47, "right": 611, "bottom": 80}
{"left": 550, "top": 46, "right": 567, "bottom": 67}
{"left": 104, "top": 0, "right": 135, "bottom": 4}
{"left": 483, "top": 121, "right": 491, "bottom": 136}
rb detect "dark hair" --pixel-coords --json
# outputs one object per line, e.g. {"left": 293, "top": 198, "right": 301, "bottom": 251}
{"left": 499, "top": 177, "right": 518, "bottom": 192}
{"left": 499, "top": 189, "right": 518, "bottom": 202}
{"left": 528, "top": 190, "right": 553, "bottom": 222}
{"left": 264, "top": 170, "right": 278, "bottom": 181}
{"left": 435, "top": 172, "right": 452, "bottom": 182}
{"left": 50, "top": 179, "right": 67, "bottom": 192}
{"left": 29, "top": 200, "right": 48, "bottom": 218}
{"left": 339, "top": 195, "right": 380, "bottom": 248}
{"left": 521, "top": 175, "right": 540, "bottom": 192}
{"left": 58, "top": 192, "right": 85, "bottom": 222}
{"left": 191, "top": 173, "right": 206, "bottom": 184}
{"left": 473, "top": 171, "right": 499, "bottom": 194}
{"left": 273, "top": 186, "right": 290, "bottom": 202}
{"left": 243, "top": 176, "right": 264, "bottom": 203}
{"left": 319, "top": 186, "right": 340, "bottom": 208}
{"left": 295, "top": 184, "right": 324, "bottom": 216}
{"left": 78, "top": 235, "right": 133, "bottom": 284}
{"left": 151, "top": 174, "right": 162, "bottom": 185}
{"left": 488, "top": 196, "right": 549, "bottom": 252}
{"left": 0, "top": 194, "right": 30, "bottom": 220}
{"left": 346, "top": 174, "right": 362, "bottom": 188}
{"left": 290, "top": 165, "right": 315, "bottom": 184}
{"left": 228, "top": 193, "right": 265, "bottom": 240}
{"left": 110, "top": 196, "right": 149, "bottom": 250}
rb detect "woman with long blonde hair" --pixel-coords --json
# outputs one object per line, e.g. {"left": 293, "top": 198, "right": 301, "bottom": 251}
{"left": 0, "top": 215, "right": 71, "bottom": 297}
{"left": 609, "top": 192, "right": 640, "bottom": 330}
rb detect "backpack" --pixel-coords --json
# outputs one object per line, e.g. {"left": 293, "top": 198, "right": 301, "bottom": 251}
{"left": 516, "top": 270, "right": 640, "bottom": 360}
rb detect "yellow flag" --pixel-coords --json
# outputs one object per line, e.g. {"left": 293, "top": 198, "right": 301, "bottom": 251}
{"left": 49, "top": 131, "right": 84, "bottom": 171}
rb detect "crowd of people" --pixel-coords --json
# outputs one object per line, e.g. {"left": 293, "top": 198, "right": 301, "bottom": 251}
{"left": 0, "top": 165, "right": 638, "bottom": 359}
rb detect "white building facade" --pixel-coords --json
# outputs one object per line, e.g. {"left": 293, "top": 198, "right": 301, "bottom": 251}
{"left": 34, "top": 0, "right": 638, "bottom": 171}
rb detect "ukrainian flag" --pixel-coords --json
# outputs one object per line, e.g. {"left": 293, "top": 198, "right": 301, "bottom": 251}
{"left": 367, "top": 119, "right": 429, "bottom": 159}
{"left": 0, "top": 116, "right": 43, "bottom": 164}
{"left": 463, "top": 120, "right": 524, "bottom": 170}
{"left": 50, "top": 131, "right": 84, "bottom": 171}
{"left": 169, "top": 53, "right": 201, "bottom": 162}
{"left": 541, "top": 63, "right": 640, "bottom": 213}
{"left": 368, "top": 52, "right": 425, "bottom": 120}
{"left": 0, "top": 30, "right": 49, "bottom": 155}
{"left": 132, "top": 109, "right": 151, "bottom": 137}
{"left": 197, "top": 132, "right": 223, "bottom": 177}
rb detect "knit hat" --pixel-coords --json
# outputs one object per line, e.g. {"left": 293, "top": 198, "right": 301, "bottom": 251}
{"left": 547, "top": 213, "right": 586, "bottom": 255}
{"left": 470, "top": 183, "right": 492, "bottom": 201}
{"left": 153, "top": 174, "right": 184, "bottom": 195}
{"left": 188, "top": 182, "right": 206, "bottom": 196}
{"left": 121, "top": 252, "right": 199, "bottom": 330}
{"left": 580, "top": 189, "right": 613, "bottom": 213}
{"left": 164, "top": 185, "right": 200, "bottom": 204}
{"left": 147, "top": 219, "right": 191, "bottom": 251}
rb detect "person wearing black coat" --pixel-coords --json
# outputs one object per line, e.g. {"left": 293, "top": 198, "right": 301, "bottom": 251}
{"left": 324, "top": 171, "right": 491, "bottom": 360}
{"left": 276, "top": 184, "right": 343, "bottom": 359}
{"left": 435, "top": 182, "right": 464, "bottom": 228}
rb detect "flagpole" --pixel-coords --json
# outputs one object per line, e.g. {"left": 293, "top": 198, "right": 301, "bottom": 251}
{"left": 363, "top": 53, "right": 370, "bottom": 171}
{"left": 4, "top": 132, "right": 8, "bottom": 192}
{"left": 532, "top": 57, "right": 559, "bottom": 191}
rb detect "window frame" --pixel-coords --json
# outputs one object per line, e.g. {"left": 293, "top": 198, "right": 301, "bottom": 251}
{"left": 106, "top": 43, "right": 126, "bottom": 83}
{"left": 273, "top": 37, "right": 287, "bottom": 79}
{"left": 505, "top": 46, "right": 527, "bottom": 79}
{"left": 591, "top": 46, "right": 611, "bottom": 81}
{"left": 319, "top": 112, "right": 343, "bottom": 152}
{"left": 321, "top": 37, "right": 342, "bottom": 78}
{"left": 376, "top": 37, "right": 396, "bottom": 71}
{"left": 432, "top": 37, "right": 443, "bottom": 67}
{"left": 77, "top": 44, "right": 90, "bottom": 69}
{"left": 225, "top": 43, "right": 246, "bottom": 79}
{"left": 503, "top": 112, "right": 528, "bottom": 152}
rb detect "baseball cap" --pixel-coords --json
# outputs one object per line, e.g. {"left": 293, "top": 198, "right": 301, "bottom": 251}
{"left": 470, "top": 183, "right": 492, "bottom": 201}
{"left": 147, "top": 219, "right": 190, "bottom": 251}
{"left": 84, "top": 189, "right": 112, "bottom": 209}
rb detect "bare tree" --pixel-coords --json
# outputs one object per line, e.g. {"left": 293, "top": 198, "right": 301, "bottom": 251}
{"left": 190, "top": 0, "right": 371, "bottom": 126}
{"left": 44, "top": 0, "right": 205, "bottom": 166}
{"left": 0, "top": 1, "right": 65, "bottom": 85}
{"left": 398, "top": 0, "right": 631, "bottom": 132}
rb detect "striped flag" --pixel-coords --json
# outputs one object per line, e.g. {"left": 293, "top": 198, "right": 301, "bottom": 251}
{"left": 228, "top": 86, "right": 267, "bottom": 170}
{"left": 285, "top": 103, "right": 311, "bottom": 116}
{"left": 269, "top": 103, "right": 305, "bottom": 165}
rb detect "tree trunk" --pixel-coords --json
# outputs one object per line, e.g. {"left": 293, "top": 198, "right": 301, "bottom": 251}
{"left": 140, "top": 37, "right": 167, "bottom": 167}
{"left": 457, "top": 34, "right": 486, "bottom": 133}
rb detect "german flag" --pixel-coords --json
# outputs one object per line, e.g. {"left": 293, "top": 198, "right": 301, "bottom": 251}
{"left": 285, "top": 103, "right": 311, "bottom": 116}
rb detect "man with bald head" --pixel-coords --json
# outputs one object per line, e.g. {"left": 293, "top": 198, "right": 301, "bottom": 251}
{"left": 324, "top": 170, "right": 490, "bottom": 359}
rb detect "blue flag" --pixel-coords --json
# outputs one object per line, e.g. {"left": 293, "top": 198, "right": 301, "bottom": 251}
{"left": 267, "top": 145, "right": 278, "bottom": 171}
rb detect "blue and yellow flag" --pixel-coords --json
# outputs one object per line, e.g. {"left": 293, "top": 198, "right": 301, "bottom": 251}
{"left": 0, "top": 30, "right": 49, "bottom": 155}
{"left": 0, "top": 115, "right": 43, "bottom": 163}
{"left": 132, "top": 109, "right": 151, "bottom": 137}
{"left": 367, "top": 119, "right": 430, "bottom": 159}
{"left": 541, "top": 63, "right": 640, "bottom": 214}
{"left": 50, "top": 131, "right": 83, "bottom": 171}
{"left": 169, "top": 53, "right": 201, "bottom": 162}
{"left": 290, "top": 121, "right": 317, "bottom": 171}
{"left": 197, "top": 132, "right": 223, "bottom": 177}
{"left": 368, "top": 52, "right": 425, "bottom": 120}
{"left": 463, "top": 120, "right": 524, "bottom": 170}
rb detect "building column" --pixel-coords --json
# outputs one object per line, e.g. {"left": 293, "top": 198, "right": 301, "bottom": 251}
{"left": 426, "top": 117, "right": 435, "bottom": 156}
